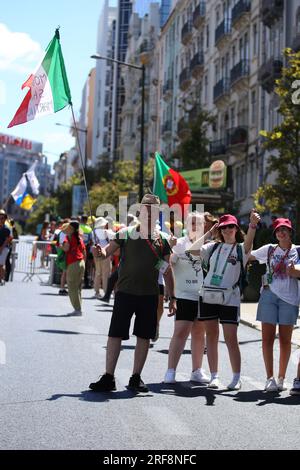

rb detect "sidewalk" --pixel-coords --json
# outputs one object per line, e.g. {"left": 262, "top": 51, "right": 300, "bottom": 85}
{"left": 241, "top": 302, "right": 300, "bottom": 347}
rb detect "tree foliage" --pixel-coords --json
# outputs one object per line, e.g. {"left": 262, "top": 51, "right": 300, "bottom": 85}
{"left": 254, "top": 49, "right": 300, "bottom": 238}
{"left": 172, "top": 109, "right": 215, "bottom": 170}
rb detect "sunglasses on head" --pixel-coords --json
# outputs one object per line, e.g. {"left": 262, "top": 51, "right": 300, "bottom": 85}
{"left": 220, "top": 224, "right": 236, "bottom": 230}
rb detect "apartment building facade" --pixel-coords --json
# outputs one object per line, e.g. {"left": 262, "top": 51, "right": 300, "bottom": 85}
{"left": 154, "top": 0, "right": 300, "bottom": 218}
{"left": 121, "top": 2, "right": 161, "bottom": 161}
{"left": 92, "top": 0, "right": 118, "bottom": 167}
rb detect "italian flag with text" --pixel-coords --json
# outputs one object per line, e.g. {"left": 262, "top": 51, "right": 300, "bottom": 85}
{"left": 153, "top": 152, "right": 191, "bottom": 211}
{"left": 8, "top": 29, "right": 72, "bottom": 128}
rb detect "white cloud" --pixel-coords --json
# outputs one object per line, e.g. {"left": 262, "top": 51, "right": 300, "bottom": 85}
{"left": 0, "top": 23, "right": 43, "bottom": 74}
{"left": 42, "top": 131, "right": 75, "bottom": 147}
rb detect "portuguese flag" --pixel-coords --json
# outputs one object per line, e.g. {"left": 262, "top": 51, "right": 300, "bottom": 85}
{"left": 153, "top": 152, "right": 191, "bottom": 210}
{"left": 8, "top": 29, "right": 71, "bottom": 128}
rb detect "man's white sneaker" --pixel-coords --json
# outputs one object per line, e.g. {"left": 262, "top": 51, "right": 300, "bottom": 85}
{"left": 163, "top": 369, "right": 176, "bottom": 383}
{"left": 227, "top": 378, "right": 242, "bottom": 391}
{"left": 207, "top": 377, "right": 219, "bottom": 389}
{"left": 190, "top": 368, "right": 210, "bottom": 384}
{"left": 290, "top": 378, "right": 300, "bottom": 396}
{"left": 264, "top": 377, "right": 278, "bottom": 392}
{"left": 277, "top": 377, "right": 287, "bottom": 391}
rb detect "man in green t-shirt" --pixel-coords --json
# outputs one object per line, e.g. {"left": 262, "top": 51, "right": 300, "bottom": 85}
{"left": 89, "top": 194, "right": 177, "bottom": 393}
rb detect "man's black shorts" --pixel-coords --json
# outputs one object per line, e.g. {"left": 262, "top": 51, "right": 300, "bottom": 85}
{"left": 198, "top": 297, "right": 240, "bottom": 325}
{"left": 108, "top": 291, "right": 158, "bottom": 340}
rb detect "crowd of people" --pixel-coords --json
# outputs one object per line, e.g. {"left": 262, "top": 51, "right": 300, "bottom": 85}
{"left": 0, "top": 197, "right": 300, "bottom": 397}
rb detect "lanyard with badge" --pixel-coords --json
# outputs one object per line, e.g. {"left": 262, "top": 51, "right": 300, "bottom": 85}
{"left": 210, "top": 243, "right": 236, "bottom": 286}
{"left": 145, "top": 237, "right": 169, "bottom": 274}
{"left": 267, "top": 245, "right": 291, "bottom": 283}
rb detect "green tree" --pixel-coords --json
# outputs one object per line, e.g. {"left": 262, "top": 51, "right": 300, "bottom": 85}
{"left": 86, "top": 158, "right": 154, "bottom": 214}
{"left": 254, "top": 49, "right": 300, "bottom": 239}
{"left": 172, "top": 109, "right": 215, "bottom": 170}
{"left": 25, "top": 195, "right": 59, "bottom": 234}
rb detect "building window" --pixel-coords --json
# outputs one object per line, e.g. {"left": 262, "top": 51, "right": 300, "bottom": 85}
{"left": 204, "top": 74, "right": 208, "bottom": 103}
{"left": 206, "top": 24, "right": 210, "bottom": 49}
{"left": 253, "top": 23, "right": 258, "bottom": 56}
{"left": 230, "top": 105, "right": 235, "bottom": 129}
{"left": 251, "top": 90, "right": 257, "bottom": 126}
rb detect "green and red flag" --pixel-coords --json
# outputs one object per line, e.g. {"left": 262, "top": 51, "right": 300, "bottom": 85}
{"left": 153, "top": 152, "right": 191, "bottom": 210}
{"left": 8, "top": 29, "right": 71, "bottom": 128}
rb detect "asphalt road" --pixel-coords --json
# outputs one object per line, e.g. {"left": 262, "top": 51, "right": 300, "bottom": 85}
{"left": 0, "top": 275, "right": 299, "bottom": 450}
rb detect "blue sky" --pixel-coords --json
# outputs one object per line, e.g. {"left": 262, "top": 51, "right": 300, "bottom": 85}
{"left": 0, "top": 0, "right": 109, "bottom": 167}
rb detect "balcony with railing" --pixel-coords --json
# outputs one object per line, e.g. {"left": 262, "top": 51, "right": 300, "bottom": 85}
{"left": 230, "top": 59, "right": 250, "bottom": 89}
{"left": 258, "top": 57, "right": 283, "bottom": 93}
{"left": 190, "top": 51, "right": 204, "bottom": 78}
{"left": 193, "top": 2, "right": 206, "bottom": 29}
{"left": 292, "top": 33, "right": 300, "bottom": 52}
{"left": 213, "top": 77, "right": 230, "bottom": 103}
{"left": 138, "top": 40, "right": 154, "bottom": 64}
{"left": 215, "top": 19, "right": 232, "bottom": 47}
{"left": 163, "top": 79, "right": 173, "bottom": 100}
{"left": 181, "top": 21, "right": 193, "bottom": 45}
{"left": 179, "top": 67, "right": 191, "bottom": 91}
{"left": 161, "top": 120, "right": 172, "bottom": 137}
{"left": 189, "top": 105, "right": 201, "bottom": 122}
{"left": 261, "top": 0, "right": 284, "bottom": 28}
{"left": 209, "top": 138, "right": 228, "bottom": 156}
{"left": 177, "top": 117, "right": 191, "bottom": 140}
{"left": 227, "top": 126, "right": 248, "bottom": 150}
{"left": 232, "top": 0, "right": 251, "bottom": 28}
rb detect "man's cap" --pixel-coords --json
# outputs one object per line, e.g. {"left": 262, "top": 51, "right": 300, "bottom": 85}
{"left": 140, "top": 194, "right": 160, "bottom": 206}
{"left": 218, "top": 214, "right": 239, "bottom": 228}
{"left": 94, "top": 217, "right": 108, "bottom": 229}
{"left": 272, "top": 218, "right": 293, "bottom": 233}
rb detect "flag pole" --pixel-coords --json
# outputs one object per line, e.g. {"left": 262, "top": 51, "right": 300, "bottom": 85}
{"left": 70, "top": 106, "right": 98, "bottom": 240}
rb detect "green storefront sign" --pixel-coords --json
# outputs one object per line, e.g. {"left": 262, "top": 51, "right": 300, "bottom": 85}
{"left": 181, "top": 161, "right": 227, "bottom": 191}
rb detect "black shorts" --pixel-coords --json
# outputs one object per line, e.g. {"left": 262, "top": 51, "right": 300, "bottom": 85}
{"left": 108, "top": 291, "right": 158, "bottom": 340}
{"left": 176, "top": 298, "right": 198, "bottom": 322}
{"left": 159, "top": 284, "right": 164, "bottom": 296}
{"left": 198, "top": 297, "right": 240, "bottom": 325}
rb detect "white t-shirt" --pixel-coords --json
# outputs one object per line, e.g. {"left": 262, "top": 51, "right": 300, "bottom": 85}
{"left": 251, "top": 244, "right": 300, "bottom": 306}
{"left": 92, "top": 228, "right": 115, "bottom": 247}
{"left": 200, "top": 242, "right": 249, "bottom": 307}
{"left": 172, "top": 236, "right": 203, "bottom": 301}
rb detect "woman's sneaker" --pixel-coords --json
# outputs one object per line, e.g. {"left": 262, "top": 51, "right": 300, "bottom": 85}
{"left": 227, "top": 378, "right": 242, "bottom": 391}
{"left": 163, "top": 369, "right": 176, "bottom": 383}
{"left": 264, "top": 377, "right": 278, "bottom": 392}
{"left": 89, "top": 373, "right": 116, "bottom": 392}
{"left": 190, "top": 368, "right": 210, "bottom": 384}
{"left": 207, "top": 377, "right": 220, "bottom": 389}
{"left": 290, "top": 378, "right": 300, "bottom": 396}
{"left": 277, "top": 377, "right": 287, "bottom": 391}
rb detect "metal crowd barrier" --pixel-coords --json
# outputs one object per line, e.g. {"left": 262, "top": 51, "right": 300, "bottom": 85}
{"left": 10, "top": 240, "right": 55, "bottom": 282}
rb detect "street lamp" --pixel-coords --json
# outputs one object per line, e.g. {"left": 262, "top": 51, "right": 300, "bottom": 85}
{"left": 55, "top": 122, "right": 88, "bottom": 169}
{"left": 91, "top": 53, "right": 145, "bottom": 202}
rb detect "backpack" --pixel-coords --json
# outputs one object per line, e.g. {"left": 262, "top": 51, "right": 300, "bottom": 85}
{"left": 203, "top": 242, "right": 248, "bottom": 294}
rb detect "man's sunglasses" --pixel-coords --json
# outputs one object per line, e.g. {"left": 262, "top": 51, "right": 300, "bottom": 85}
{"left": 220, "top": 224, "right": 236, "bottom": 230}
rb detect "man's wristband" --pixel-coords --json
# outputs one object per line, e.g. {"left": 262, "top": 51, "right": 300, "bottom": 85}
{"left": 249, "top": 223, "right": 257, "bottom": 229}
